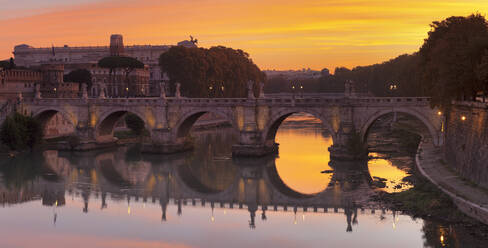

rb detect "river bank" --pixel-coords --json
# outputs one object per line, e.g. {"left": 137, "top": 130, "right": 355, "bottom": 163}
{"left": 366, "top": 114, "right": 488, "bottom": 245}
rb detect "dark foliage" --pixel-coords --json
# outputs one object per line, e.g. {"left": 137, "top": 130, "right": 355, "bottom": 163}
{"left": 159, "top": 46, "right": 266, "bottom": 98}
{"left": 64, "top": 69, "right": 92, "bottom": 89}
{"left": 0, "top": 113, "right": 43, "bottom": 151}
{"left": 419, "top": 14, "right": 488, "bottom": 109}
{"left": 0, "top": 58, "right": 15, "bottom": 69}
{"left": 125, "top": 113, "right": 145, "bottom": 136}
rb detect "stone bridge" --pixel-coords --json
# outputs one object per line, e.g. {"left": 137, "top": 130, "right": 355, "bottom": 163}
{"left": 16, "top": 94, "right": 443, "bottom": 159}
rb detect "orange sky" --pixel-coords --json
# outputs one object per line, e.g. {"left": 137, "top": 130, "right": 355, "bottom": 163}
{"left": 1, "top": 0, "right": 487, "bottom": 70}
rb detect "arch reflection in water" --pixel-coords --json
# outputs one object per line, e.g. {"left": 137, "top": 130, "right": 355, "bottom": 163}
{"left": 274, "top": 113, "right": 333, "bottom": 195}
{"left": 1, "top": 118, "right": 477, "bottom": 248}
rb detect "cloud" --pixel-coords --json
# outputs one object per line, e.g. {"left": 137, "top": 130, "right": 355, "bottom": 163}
{"left": 1, "top": 0, "right": 486, "bottom": 69}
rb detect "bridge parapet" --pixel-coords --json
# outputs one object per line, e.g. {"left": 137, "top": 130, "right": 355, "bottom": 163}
{"left": 15, "top": 95, "right": 442, "bottom": 158}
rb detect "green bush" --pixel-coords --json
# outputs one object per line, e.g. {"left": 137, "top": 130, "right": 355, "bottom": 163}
{"left": 125, "top": 113, "right": 145, "bottom": 136}
{"left": 0, "top": 113, "right": 43, "bottom": 151}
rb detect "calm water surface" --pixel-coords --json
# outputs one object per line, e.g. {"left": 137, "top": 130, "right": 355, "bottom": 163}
{"left": 0, "top": 114, "right": 463, "bottom": 247}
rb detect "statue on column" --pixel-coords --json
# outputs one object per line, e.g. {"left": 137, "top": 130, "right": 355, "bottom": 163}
{"left": 81, "top": 83, "right": 88, "bottom": 99}
{"left": 160, "top": 81, "right": 167, "bottom": 100}
{"left": 259, "top": 81, "right": 265, "bottom": 98}
{"left": 35, "top": 83, "right": 42, "bottom": 99}
{"left": 99, "top": 84, "right": 106, "bottom": 99}
{"left": 247, "top": 80, "right": 255, "bottom": 99}
{"left": 175, "top": 82, "right": 181, "bottom": 98}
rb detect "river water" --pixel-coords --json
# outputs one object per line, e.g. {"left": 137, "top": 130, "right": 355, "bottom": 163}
{"left": 0, "top": 114, "right": 482, "bottom": 247}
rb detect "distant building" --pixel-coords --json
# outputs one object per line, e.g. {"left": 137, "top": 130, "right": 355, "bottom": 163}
{"left": 0, "top": 68, "right": 41, "bottom": 99}
{"left": 0, "top": 64, "right": 79, "bottom": 99}
{"left": 13, "top": 34, "right": 196, "bottom": 95}
{"left": 39, "top": 64, "right": 79, "bottom": 98}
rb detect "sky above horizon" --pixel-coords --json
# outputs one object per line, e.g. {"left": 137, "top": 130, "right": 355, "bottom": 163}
{"left": 1, "top": 0, "right": 487, "bottom": 70}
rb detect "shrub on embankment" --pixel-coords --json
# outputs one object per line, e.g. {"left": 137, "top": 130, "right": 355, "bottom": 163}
{"left": 0, "top": 113, "right": 43, "bottom": 151}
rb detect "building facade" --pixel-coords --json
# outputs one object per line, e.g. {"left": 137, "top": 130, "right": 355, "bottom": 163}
{"left": 0, "top": 68, "right": 41, "bottom": 99}
{"left": 13, "top": 34, "right": 197, "bottom": 95}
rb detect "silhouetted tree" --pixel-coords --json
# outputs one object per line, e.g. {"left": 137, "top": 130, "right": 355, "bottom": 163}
{"left": 64, "top": 69, "right": 92, "bottom": 89}
{"left": 159, "top": 46, "right": 265, "bottom": 97}
{"left": 419, "top": 14, "right": 488, "bottom": 108}
{"left": 125, "top": 113, "right": 145, "bottom": 136}
{"left": 0, "top": 57, "right": 15, "bottom": 69}
{"left": 98, "top": 56, "right": 145, "bottom": 95}
{"left": 0, "top": 113, "right": 43, "bottom": 151}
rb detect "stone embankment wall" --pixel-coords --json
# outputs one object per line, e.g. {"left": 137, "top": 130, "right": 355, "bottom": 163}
{"left": 444, "top": 102, "right": 488, "bottom": 188}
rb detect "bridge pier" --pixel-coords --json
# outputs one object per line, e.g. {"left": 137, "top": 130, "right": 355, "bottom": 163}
{"left": 141, "top": 128, "right": 193, "bottom": 154}
{"left": 232, "top": 130, "right": 278, "bottom": 157}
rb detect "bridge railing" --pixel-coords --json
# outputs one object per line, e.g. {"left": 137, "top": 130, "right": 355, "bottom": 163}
{"left": 21, "top": 96, "right": 432, "bottom": 106}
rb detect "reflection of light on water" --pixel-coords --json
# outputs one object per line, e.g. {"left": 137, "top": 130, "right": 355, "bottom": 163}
{"left": 275, "top": 114, "right": 332, "bottom": 195}
{"left": 368, "top": 153, "right": 413, "bottom": 193}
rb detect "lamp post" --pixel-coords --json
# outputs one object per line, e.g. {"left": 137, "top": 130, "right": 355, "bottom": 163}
{"left": 389, "top": 83, "right": 398, "bottom": 96}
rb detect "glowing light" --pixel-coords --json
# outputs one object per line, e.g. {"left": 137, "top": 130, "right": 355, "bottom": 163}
{"left": 437, "top": 111, "right": 442, "bottom": 116}
{"left": 461, "top": 116, "right": 466, "bottom": 121}
{"left": 440, "top": 235, "right": 444, "bottom": 243}
{"left": 127, "top": 206, "right": 131, "bottom": 215}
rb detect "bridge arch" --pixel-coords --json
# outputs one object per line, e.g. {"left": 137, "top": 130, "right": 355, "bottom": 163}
{"left": 173, "top": 109, "right": 236, "bottom": 139}
{"left": 33, "top": 108, "right": 77, "bottom": 137}
{"left": 95, "top": 108, "right": 149, "bottom": 142}
{"left": 360, "top": 108, "right": 440, "bottom": 146}
{"left": 263, "top": 109, "right": 336, "bottom": 144}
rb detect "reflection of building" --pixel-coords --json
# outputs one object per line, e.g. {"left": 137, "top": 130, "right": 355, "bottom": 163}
{"left": 13, "top": 34, "right": 196, "bottom": 96}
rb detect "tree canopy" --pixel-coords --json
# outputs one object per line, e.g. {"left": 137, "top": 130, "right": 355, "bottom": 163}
{"left": 419, "top": 14, "right": 488, "bottom": 108}
{"left": 64, "top": 69, "right": 92, "bottom": 88}
{"left": 0, "top": 58, "right": 15, "bottom": 69}
{"left": 0, "top": 113, "right": 43, "bottom": 151}
{"left": 159, "top": 46, "right": 265, "bottom": 98}
{"left": 98, "top": 56, "right": 144, "bottom": 71}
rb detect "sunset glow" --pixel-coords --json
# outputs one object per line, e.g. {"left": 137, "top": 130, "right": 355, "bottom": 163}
{"left": 1, "top": 0, "right": 487, "bottom": 70}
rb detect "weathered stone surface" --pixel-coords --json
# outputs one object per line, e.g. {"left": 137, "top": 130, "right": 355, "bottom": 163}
{"left": 444, "top": 102, "right": 488, "bottom": 188}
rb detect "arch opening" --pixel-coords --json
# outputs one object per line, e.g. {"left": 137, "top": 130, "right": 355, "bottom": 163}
{"left": 35, "top": 110, "right": 75, "bottom": 139}
{"left": 176, "top": 111, "right": 233, "bottom": 139}
{"left": 364, "top": 112, "right": 429, "bottom": 193}
{"left": 96, "top": 111, "right": 147, "bottom": 142}
{"left": 362, "top": 112, "right": 433, "bottom": 146}
{"left": 268, "top": 112, "right": 334, "bottom": 195}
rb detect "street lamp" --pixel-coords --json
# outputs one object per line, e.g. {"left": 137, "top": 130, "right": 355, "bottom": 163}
{"left": 389, "top": 83, "right": 398, "bottom": 96}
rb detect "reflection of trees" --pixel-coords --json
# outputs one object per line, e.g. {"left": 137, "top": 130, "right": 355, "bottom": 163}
{"left": 0, "top": 152, "right": 45, "bottom": 189}
{"left": 422, "top": 220, "right": 488, "bottom": 248}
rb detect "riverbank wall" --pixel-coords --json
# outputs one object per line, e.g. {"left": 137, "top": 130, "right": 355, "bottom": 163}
{"left": 444, "top": 101, "right": 488, "bottom": 189}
